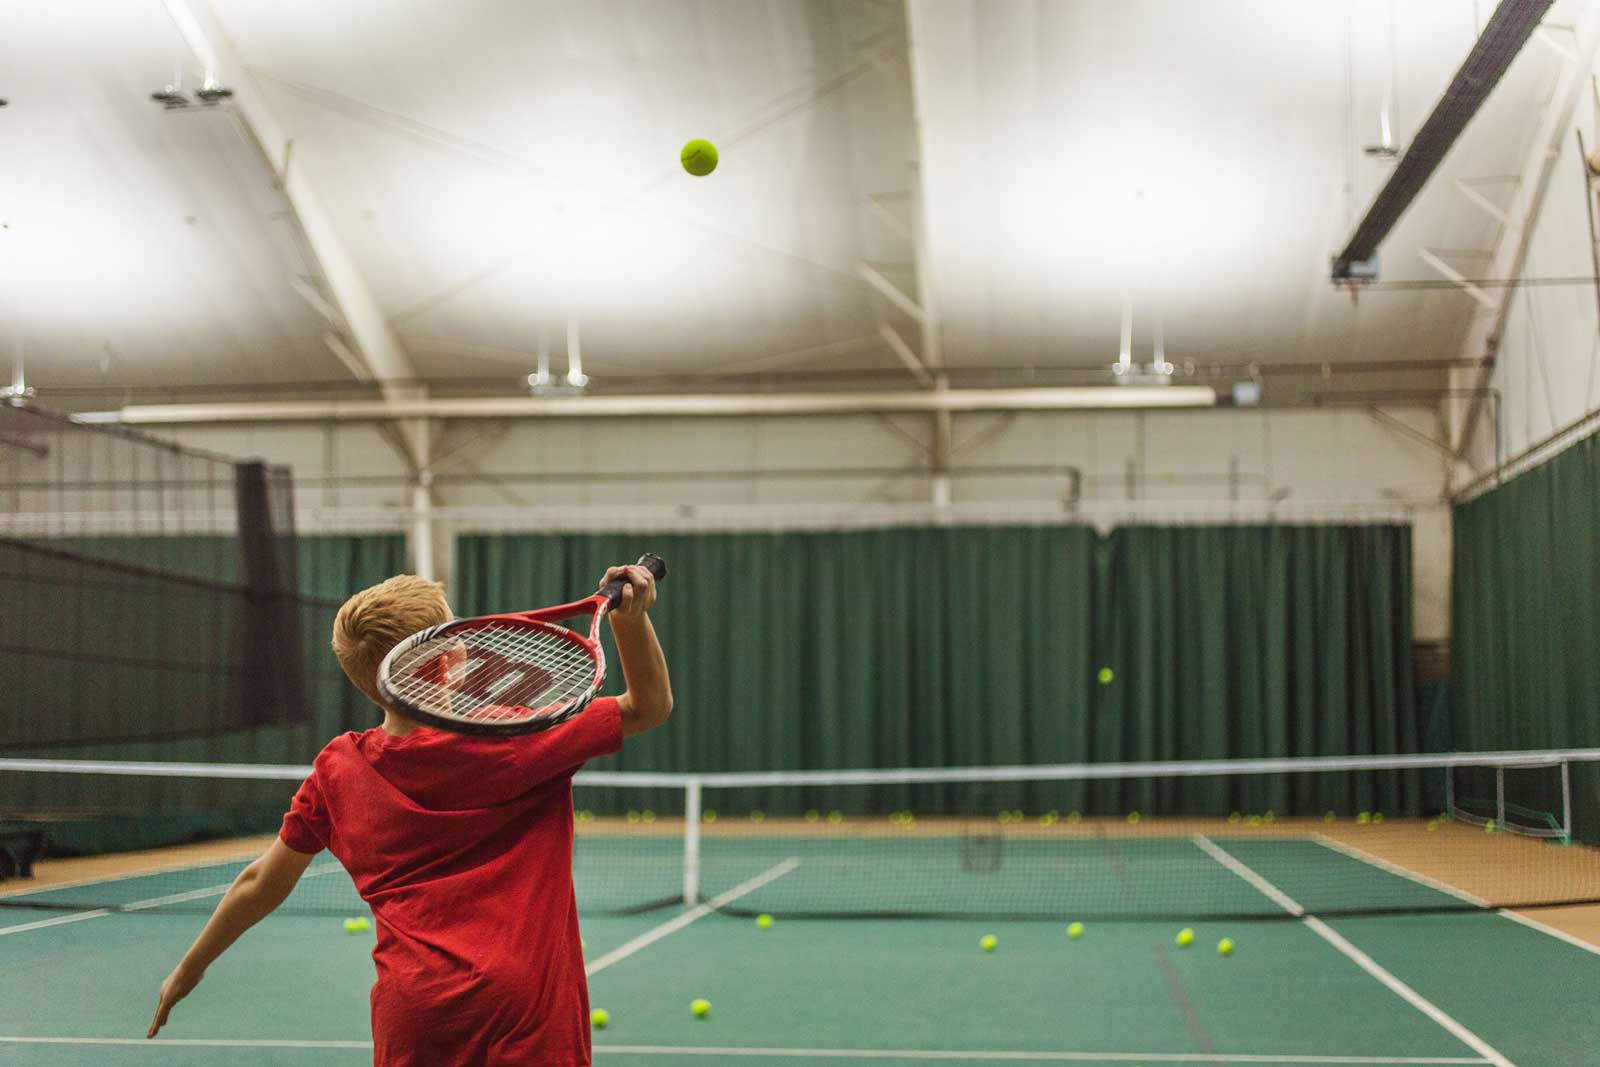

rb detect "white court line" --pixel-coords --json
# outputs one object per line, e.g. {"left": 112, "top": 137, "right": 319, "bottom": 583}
{"left": 1191, "top": 835, "right": 1304, "bottom": 916}
{"left": 0, "top": 1037, "right": 373, "bottom": 1049}
{"left": 595, "top": 1047, "right": 1488, "bottom": 1064}
{"left": 1313, "top": 833, "right": 1600, "bottom": 957}
{"left": 0, "top": 861, "right": 350, "bottom": 936}
{"left": 585, "top": 858, "right": 799, "bottom": 978}
{"left": 1311, "top": 835, "right": 1489, "bottom": 908}
{"left": 0, "top": 1037, "right": 1489, "bottom": 1062}
{"left": 0, "top": 909, "right": 113, "bottom": 937}
{"left": 1494, "top": 908, "right": 1600, "bottom": 958}
{"left": 1191, "top": 835, "right": 1516, "bottom": 1067}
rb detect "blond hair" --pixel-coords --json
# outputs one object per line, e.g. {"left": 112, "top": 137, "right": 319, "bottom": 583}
{"left": 332, "top": 574, "right": 452, "bottom": 707}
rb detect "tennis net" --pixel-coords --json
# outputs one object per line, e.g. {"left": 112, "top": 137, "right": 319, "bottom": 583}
{"left": 2, "top": 751, "right": 1597, "bottom": 921}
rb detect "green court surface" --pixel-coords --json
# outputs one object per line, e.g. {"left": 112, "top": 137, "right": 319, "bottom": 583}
{"left": 2, "top": 873, "right": 1597, "bottom": 1067}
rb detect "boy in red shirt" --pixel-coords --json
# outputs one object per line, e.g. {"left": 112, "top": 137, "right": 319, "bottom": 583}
{"left": 148, "top": 562, "right": 672, "bottom": 1066}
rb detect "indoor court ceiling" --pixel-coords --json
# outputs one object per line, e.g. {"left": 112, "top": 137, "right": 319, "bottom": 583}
{"left": 1, "top": 0, "right": 1586, "bottom": 398}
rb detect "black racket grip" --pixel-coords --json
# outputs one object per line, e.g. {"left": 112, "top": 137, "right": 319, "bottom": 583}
{"left": 599, "top": 553, "right": 667, "bottom": 609}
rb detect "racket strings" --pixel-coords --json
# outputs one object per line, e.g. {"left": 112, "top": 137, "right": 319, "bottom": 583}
{"left": 387, "top": 622, "right": 600, "bottom": 725}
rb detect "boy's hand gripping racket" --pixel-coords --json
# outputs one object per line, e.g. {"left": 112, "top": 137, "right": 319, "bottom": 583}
{"left": 376, "top": 554, "right": 666, "bottom": 736}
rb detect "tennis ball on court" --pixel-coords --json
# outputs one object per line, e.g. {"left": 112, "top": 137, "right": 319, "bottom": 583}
{"left": 1426, "top": 819, "right": 1438, "bottom": 832}
{"left": 1246, "top": 815, "right": 1263, "bottom": 827}
{"left": 343, "top": 918, "right": 362, "bottom": 934}
{"left": 1067, "top": 922, "right": 1085, "bottom": 939}
{"left": 626, "top": 811, "right": 641, "bottom": 823}
{"left": 681, "top": 138, "right": 718, "bottom": 176}
{"left": 691, "top": 997, "right": 712, "bottom": 1018}
{"left": 980, "top": 934, "right": 998, "bottom": 952}
{"left": 828, "top": 810, "right": 844, "bottom": 824}
{"left": 1127, "top": 811, "right": 1141, "bottom": 825}
{"left": 1371, "top": 813, "right": 1384, "bottom": 825}
{"left": 641, "top": 810, "right": 656, "bottom": 824}
{"left": 756, "top": 913, "right": 774, "bottom": 929}
{"left": 1176, "top": 928, "right": 1195, "bottom": 948}
{"left": 355, "top": 917, "right": 371, "bottom": 932}
{"left": 1228, "top": 812, "right": 1242, "bottom": 824}
{"left": 1218, "top": 938, "right": 1236, "bottom": 957}
{"left": 1066, "top": 811, "right": 1081, "bottom": 824}
{"left": 1485, "top": 820, "right": 1498, "bottom": 834}
{"left": 590, "top": 1008, "right": 610, "bottom": 1029}
{"left": 1262, "top": 810, "right": 1276, "bottom": 824}
{"left": 1356, "top": 812, "right": 1371, "bottom": 825}
{"left": 749, "top": 810, "right": 766, "bottom": 824}
{"left": 805, "top": 809, "right": 820, "bottom": 822}
{"left": 1324, "top": 811, "right": 1337, "bottom": 824}
{"left": 1097, "top": 667, "right": 1114, "bottom": 684}
{"left": 703, "top": 809, "right": 717, "bottom": 823}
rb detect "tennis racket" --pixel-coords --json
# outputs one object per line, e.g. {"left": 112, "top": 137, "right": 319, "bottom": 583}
{"left": 376, "top": 554, "right": 666, "bottom": 736}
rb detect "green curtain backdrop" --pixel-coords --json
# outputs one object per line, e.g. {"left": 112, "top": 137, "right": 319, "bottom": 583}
{"left": 456, "top": 524, "right": 1417, "bottom": 816}
{"left": 1094, "top": 526, "right": 1417, "bottom": 816}
{"left": 1454, "top": 432, "right": 1600, "bottom": 841}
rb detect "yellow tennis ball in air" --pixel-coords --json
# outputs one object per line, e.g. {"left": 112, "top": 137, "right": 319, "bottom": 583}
{"left": 590, "top": 1008, "right": 610, "bottom": 1029}
{"left": 681, "top": 138, "right": 718, "bottom": 176}
{"left": 756, "top": 913, "right": 774, "bottom": 930}
{"left": 1176, "top": 928, "right": 1195, "bottom": 948}
{"left": 1218, "top": 937, "right": 1236, "bottom": 957}
{"left": 980, "top": 934, "right": 998, "bottom": 952}
{"left": 690, "top": 997, "right": 711, "bottom": 1018}
{"left": 1067, "top": 922, "right": 1085, "bottom": 939}
{"left": 1097, "top": 667, "right": 1114, "bottom": 684}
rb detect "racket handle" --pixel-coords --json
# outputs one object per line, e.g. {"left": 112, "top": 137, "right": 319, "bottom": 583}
{"left": 600, "top": 553, "right": 667, "bottom": 609}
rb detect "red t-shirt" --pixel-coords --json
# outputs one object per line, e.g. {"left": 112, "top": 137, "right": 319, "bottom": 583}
{"left": 279, "top": 698, "right": 623, "bottom": 1067}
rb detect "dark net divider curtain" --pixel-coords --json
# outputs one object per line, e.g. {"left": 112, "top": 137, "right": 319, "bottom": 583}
{"left": 4, "top": 535, "right": 406, "bottom": 857}
{"left": 1453, "top": 433, "right": 1600, "bottom": 842}
{"left": 456, "top": 524, "right": 1419, "bottom": 817}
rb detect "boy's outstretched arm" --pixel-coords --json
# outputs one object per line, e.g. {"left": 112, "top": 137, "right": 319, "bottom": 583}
{"left": 601, "top": 562, "right": 673, "bottom": 737}
{"left": 147, "top": 838, "right": 315, "bottom": 1038}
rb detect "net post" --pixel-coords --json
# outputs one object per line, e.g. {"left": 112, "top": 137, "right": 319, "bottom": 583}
{"left": 1444, "top": 762, "right": 1456, "bottom": 819}
{"left": 683, "top": 776, "right": 702, "bottom": 906}
{"left": 1496, "top": 766, "right": 1506, "bottom": 827}
{"left": 1560, "top": 760, "right": 1573, "bottom": 842}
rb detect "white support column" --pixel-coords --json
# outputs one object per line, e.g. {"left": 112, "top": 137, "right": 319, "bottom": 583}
{"left": 1449, "top": 3, "right": 1600, "bottom": 467}
{"left": 160, "top": 0, "right": 416, "bottom": 392}
{"left": 905, "top": 0, "right": 947, "bottom": 510}
{"left": 401, "top": 396, "right": 435, "bottom": 583}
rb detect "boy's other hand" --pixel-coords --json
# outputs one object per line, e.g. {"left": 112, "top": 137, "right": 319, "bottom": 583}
{"left": 601, "top": 563, "right": 657, "bottom": 620}
{"left": 148, "top": 963, "right": 204, "bottom": 1038}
